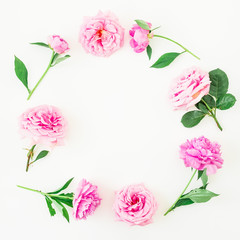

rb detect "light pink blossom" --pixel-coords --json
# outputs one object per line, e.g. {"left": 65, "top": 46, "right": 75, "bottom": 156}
{"left": 129, "top": 22, "right": 153, "bottom": 53}
{"left": 79, "top": 11, "right": 124, "bottom": 57}
{"left": 170, "top": 67, "right": 211, "bottom": 110}
{"left": 20, "top": 105, "right": 66, "bottom": 146}
{"left": 73, "top": 179, "right": 101, "bottom": 220}
{"left": 48, "top": 35, "right": 69, "bottom": 54}
{"left": 180, "top": 136, "right": 223, "bottom": 175}
{"left": 113, "top": 184, "right": 158, "bottom": 226}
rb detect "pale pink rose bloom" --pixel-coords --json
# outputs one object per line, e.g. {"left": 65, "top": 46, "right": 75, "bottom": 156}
{"left": 47, "top": 35, "right": 69, "bottom": 54}
{"left": 113, "top": 184, "right": 158, "bottom": 226}
{"left": 170, "top": 67, "right": 211, "bottom": 110}
{"left": 180, "top": 136, "right": 223, "bottom": 175}
{"left": 129, "top": 23, "right": 152, "bottom": 53}
{"left": 73, "top": 179, "right": 101, "bottom": 220}
{"left": 19, "top": 105, "right": 66, "bottom": 146}
{"left": 79, "top": 11, "right": 124, "bottom": 57}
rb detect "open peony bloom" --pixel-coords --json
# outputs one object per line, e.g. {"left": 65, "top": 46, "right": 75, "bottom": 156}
{"left": 113, "top": 184, "right": 158, "bottom": 226}
{"left": 73, "top": 179, "right": 101, "bottom": 220}
{"left": 180, "top": 136, "right": 223, "bottom": 175}
{"left": 79, "top": 11, "right": 124, "bottom": 57}
{"left": 170, "top": 67, "right": 211, "bottom": 110}
{"left": 129, "top": 22, "right": 153, "bottom": 53}
{"left": 20, "top": 105, "right": 66, "bottom": 146}
{"left": 48, "top": 35, "right": 69, "bottom": 54}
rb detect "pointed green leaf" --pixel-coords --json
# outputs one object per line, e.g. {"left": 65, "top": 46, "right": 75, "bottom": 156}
{"left": 209, "top": 68, "right": 229, "bottom": 99}
{"left": 135, "top": 20, "right": 150, "bottom": 30}
{"left": 181, "top": 111, "right": 206, "bottom": 128}
{"left": 198, "top": 170, "right": 204, "bottom": 180}
{"left": 51, "top": 193, "right": 74, "bottom": 207}
{"left": 48, "top": 178, "right": 74, "bottom": 194}
{"left": 195, "top": 102, "right": 209, "bottom": 114}
{"left": 146, "top": 45, "right": 152, "bottom": 60}
{"left": 201, "top": 169, "right": 208, "bottom": 186}
{"left": 51, "top": 53, "right": 60, "bottom": 65}
{"left": 45, "top": 196, "right": 56, "bottom": 216}
{"left": 216, "top": 93, "right": 236, "bottom": 110}
{"left": 150, "top": 52, "right": 181, "bottom": 68}
{"left": 14, "top": 56, "right": 29, "bottom": 92}
{"left": 51, "top": 55, "right": 70, "bottom": 67}
{"left": 52, "top": 199, "right": 70, "bottom": 222}
{"left": 172, "top": 198, "right": 194, "bottom": 211}
{"left": 34, "top": 150, "right": 49, "bottom": 162}
{"left": 30, "top": 42, "right": 50, "bottom": 48}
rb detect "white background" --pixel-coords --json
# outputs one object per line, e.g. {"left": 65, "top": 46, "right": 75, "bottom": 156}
{"left": 1, "top": 0, "right": 240, "bottom": 239}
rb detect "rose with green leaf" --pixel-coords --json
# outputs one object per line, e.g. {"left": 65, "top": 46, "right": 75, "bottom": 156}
{"left": 170, "top": 67, "right": 236, "bottom": 131}
{"left": 14, "top": 35, "right": 70, "bottom": 100}
{"left": 164, "top": 136, "right": 223, "bottom": 216}
{"left": 129, "top": 19, "right": 199, "bottom": 68}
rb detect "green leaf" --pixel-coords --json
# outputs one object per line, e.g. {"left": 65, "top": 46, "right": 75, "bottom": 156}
{"left": 216, "top": 93, "right": 236, "bottom": 110}
{"left": 172, "top": 198, "right": 194, "bottom": 211}
{"left": 209, "top": 68, "right": 229, "bottom": 99}
{"left": 14, "top": 56, "right": 29, "bottom": 92}
{"left": 48, "top": 178, "right": 74, "bottom": 194}
{"left": 146, "top": 45, "right": 152, "bottom": 60}
{"left": 51, "top": 55, "right": 70, "bottom": 67}
{"left": 52, "top": 199, "right": 70, "bottom": 222}
{"left": 34, "top": 150, "right": 49, "bottom": 162}
{"left": 150, "top": 52, "right": 181, "bottom": 68}
{"left": 197, "top": 170, "right": 204, "bottom": 180}
{"left": 202, "top": 95, "right": 216, "bottom": 108}
{"left": 30, "top": 42, "right": 50, "bottom": 48}
{"left": 181, "top": 188, "right": 219, "bottom": 203}
{"left": 45, "top": 196, "right": 56, "bottom": 216}
{"left": 135, "top": 19, "right": 150, "bottom": 30}
{"left": 51, "top": 53, "right": 60, "bottom": 65}
{"left": 195, "top": 102, "right": 209, "bottom": 114}
{"left": 201, "top": 169, "right": 208, "bottom": 186}
{"left": 51, "top": 193, "right": 74, "bottom": 207}
{"left": 181, "top": 111, "right": 206, "bottom": 128}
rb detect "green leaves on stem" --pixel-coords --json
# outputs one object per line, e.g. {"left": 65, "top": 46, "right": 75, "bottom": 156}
{"left": 181, "top": 69, "right": 236, "bottom": 131}
{"left": 150, "top": 52, "right": 183, "bottom": 68}
{"left": 25, "top": 145, "right": 49, "bottom": 172}
{"left": 14, "top": 42, "right": 70, "bottom": 100}
{"left": 17, "top": 178, "right": 74, "bottom": 222}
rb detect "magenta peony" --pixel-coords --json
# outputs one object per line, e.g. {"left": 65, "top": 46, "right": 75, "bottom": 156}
{"left": 47, "top": 35, "right": 69, "bottom": 54}
{"left": 73, "top": 179, "right": 101, "bottom": 220}
{"left": 129, "top": 23, "right": 153, "bottom": 53}
{"left": 113, "top": 184, "right": 158, "bottom": 226}
{"left": 180, "top": 136, "right": 223, "bottom": 175}
{"left": 79, "top": 11, "right": 124, "bottom": 57}
{"left": 20, "top": 105, "right": 66, "bottom": 146}
{"left": 170, "top": 67, "right": 211, "bottom": 110}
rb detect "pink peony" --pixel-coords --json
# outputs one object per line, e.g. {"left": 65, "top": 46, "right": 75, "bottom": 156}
{"left": 129, "top": 22, "right": 153, "bottom": 53}
{"left": 73, "top": 179, "right": 101, "bottom": 220}
{"left": 180, "top": 136, "right": 223, "bottom": 175}
{"left": 170, "top": 67, "right": 211, "bottom": 110}
{"left": 20, "top": 105, "right": 66, "bottom": 146}
{"left": 79, "top": 11, "right": 124, "bottom": 57}
{"left": 113, "top": 184, "right": 158, "bottom": 226}
{"left": 47, "top": 35, "right": 69, "bottom": 54}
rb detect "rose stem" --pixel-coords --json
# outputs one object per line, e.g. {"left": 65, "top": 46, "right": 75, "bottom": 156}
{"left": 27, "top": 50, "right": 55, "bottom": 100}
{"left": 164, "top": 169, "right": 197, "bottom": 216}
{"left": 201, "top": 99, "right": 223, "bottom": 131}
{"left": 153, "top": 35, "right": 200, "bottom": 60}
{"left": 26, "top": 144, "right": 36, "bottom": 172}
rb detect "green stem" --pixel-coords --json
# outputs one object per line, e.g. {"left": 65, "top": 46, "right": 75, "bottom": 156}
{"left": 17, "top": 185, "right": 45, "bottom": 196}
{"left": 26, "top": 144, "right": 36, "bottom": 172}
{"left": 164, "top": 169, "right": 197, "bottom": 216}
{"left": 27, "top": 51, "right": 55, "bottom": 100}
{"left": 201, "top": 99, "right": 223, "bottom": 131}
{"left": 153, "top": 34, "right": 200, "bottom": 60}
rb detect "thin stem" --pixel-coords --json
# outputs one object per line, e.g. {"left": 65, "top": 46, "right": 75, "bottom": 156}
{"left": 164, "top": 169, "right": 197, "bottom": 216}
{"left": 17, "top": 185, "right": 45, "bottom": 196}
{"left": 201, "top": 99, "right": 223, "bottom": 131}
{"left": 153, "top": 34, "right": 200, "bottom": 60}
{"left": 26, "top": 144, "right": 36, "bottom": 172}
{"left": 27, "top": 50, "right": 55, "bottom": 100}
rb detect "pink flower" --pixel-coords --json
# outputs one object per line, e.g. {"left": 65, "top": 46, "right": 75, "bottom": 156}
{"left": 170, "top": 67, "right": 211, "bottom": 110}
{"left": 79, "top": 11, "right": 124, "bottom": 57}
{"left": 180, "top": 136, "right": 223, "bottom": 175}
{"left": 20, "top": 105, "right": 66, "bottom": 146}
{"left": 129, "top": 23, "right": 153, "bottom": 53}
{"left": 48, "top": 35, "right": 69, "bottom": 54}
{"left": 113, "top": 184, "right": 158, "bottom": 226}
{"left": 73, "top": 179, "right": 101, "bottom": 220}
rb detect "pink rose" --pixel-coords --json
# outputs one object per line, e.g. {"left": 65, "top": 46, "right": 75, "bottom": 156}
{"left": 73, "top": 179, "right": 101, "bottom": 220}
{"left": 129, "top": 23, "right": 152, "bottom": 53}
{"left": 20, "top": 105, "right": 66, "bottom": 146}
{"left": 170, "top": 67, "right": 211, "bottom": 110}
{"left": 79, "top": 11, "right": 124, "bottom": 57}
{"left": 113, "top": 184, "right": 158, "bottom": 226}
{"left": 47, "top": 35, "right": 69, "bottom": 54}
{"left": 180, "top": 136, "right": 223, "bottom": 175}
